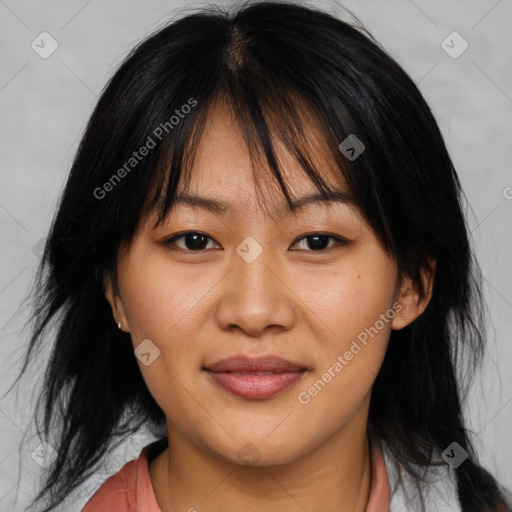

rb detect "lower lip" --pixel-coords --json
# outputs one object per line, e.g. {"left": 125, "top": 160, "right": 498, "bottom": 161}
{"left": 205, "top": 370, "right": 306, "bottom": 399}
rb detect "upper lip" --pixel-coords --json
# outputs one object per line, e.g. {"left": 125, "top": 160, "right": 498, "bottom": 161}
{"left": 204, "top": 355, "right": 307, "bottom": 373}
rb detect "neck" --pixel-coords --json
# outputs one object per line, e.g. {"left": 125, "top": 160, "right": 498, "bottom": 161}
{"left": 149, "top": 407, "right": 373, "bottom": 512}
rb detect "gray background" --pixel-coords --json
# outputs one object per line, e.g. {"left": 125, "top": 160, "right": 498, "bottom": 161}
{"left": 1, "top": 0, "right": 511, "bottom": 510}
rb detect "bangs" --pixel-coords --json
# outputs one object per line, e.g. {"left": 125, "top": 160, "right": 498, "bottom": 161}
{"left": 90, "top": 6, "right": 411, "bottom": 279}
{"left": 140, "top": 82, "right": 356, "bottom": 232}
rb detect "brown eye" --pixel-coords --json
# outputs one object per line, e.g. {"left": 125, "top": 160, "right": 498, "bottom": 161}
{"left": 290, "top": 233, "right": 347, "bottom": 251}
{"left": 163, "top": 231, "right": 220, "bottom": 251}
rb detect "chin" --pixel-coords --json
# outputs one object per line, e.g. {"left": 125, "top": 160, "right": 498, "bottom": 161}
{"left": 201, "top": 431, "right": 308, "bottom": 468}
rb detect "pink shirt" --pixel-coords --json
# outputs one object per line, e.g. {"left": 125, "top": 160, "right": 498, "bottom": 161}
{"left": 82, "top": 439, "right": 390, "bottom": 511}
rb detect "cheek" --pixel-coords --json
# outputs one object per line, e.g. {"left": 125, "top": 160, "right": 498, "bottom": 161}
{"left": 119, "top": 252, "right": 209, "bottom": 341}
{"left": 289, "top": 247, "right": 397, "bottom": 421}
{"left": 117, "top": 256, "right": 207, "bottom": 421}
{"left": 288, "top": 251, "right": 398, "bottom": 349}
{"left": 117, "top": 249, "right": 222, "bottom": 377}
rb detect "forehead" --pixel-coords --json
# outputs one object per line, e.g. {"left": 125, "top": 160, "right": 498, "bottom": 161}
{"left": 178, "top": 99, "right": 349, "bottom": 215}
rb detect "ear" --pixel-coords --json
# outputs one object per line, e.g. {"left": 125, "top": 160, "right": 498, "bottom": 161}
{"left": 391, "top": 259, "right": 436, "bottom": 330}
{"left": 103, "top": 271, "right": 130, "bottom": 332}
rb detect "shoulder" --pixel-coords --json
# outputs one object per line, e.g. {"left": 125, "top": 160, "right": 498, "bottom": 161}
{"left": 81, "top": 439, "right": 166, "bottom": 512}
{"left": 379, "top": 441, "right": 462, "bottom": 512}
{"left": 81, "top": 457, "right": 139, "bottom": 511}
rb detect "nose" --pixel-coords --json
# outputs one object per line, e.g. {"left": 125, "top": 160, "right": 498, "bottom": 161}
{"left": 215, "top": 239, "right": 297, "bottom": 337}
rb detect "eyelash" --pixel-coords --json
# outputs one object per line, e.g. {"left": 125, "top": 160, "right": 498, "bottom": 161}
{"left": 162, "top": 231, "right": 348, "bottom": 253}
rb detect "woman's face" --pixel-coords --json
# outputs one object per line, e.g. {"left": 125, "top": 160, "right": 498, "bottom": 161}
{"left": 106, "top": 103, "right": 413, "bottom": 466}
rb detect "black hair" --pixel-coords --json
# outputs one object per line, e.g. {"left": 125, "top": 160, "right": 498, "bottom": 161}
{"left": 12, "top": 1, "right": 511, "bottom": 510}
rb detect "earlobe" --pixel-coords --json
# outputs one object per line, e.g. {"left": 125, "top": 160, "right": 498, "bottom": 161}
{"left": 390, "top": 284, "right": 420, "bottom": 331}
{"left": 103, "top": 273, "right": 130, "bottom": 332}
{"left": 391, "top": 259, "right": 436, "bottom": 331}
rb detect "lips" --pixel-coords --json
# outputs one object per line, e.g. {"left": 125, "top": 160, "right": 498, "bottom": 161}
{"left": 206, "top": 355, "right": 306, "bottom": 373}
{"left": 204, "top": 355, "right": 307, "bottom": 399}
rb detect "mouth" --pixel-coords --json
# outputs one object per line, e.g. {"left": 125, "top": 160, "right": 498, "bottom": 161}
{"left": 203, "top": 355, "right": 308, "bottom": 400}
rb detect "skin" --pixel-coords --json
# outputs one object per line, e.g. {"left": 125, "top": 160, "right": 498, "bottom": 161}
{"left": 105, "top": 100, "right": 434, "bottom": 512}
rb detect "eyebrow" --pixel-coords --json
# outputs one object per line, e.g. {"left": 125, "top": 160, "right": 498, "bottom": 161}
{"left": 165, "top": 190, "right": 357, "bottom": 216}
